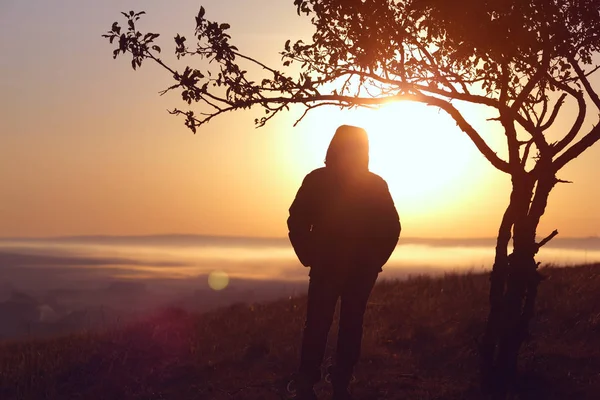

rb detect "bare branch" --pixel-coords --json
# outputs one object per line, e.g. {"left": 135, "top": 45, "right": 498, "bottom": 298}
{"left": 560, "top": 64, "right": 600, "bottom": 83}
{"left": 539, "top": 93, "right": 567, "bottom": 131}
{"left": 499, "top": 62, "right": 510, "bottom": 106}
{"left": 535, "top": 229, "right": 559, "bottom": 252}
{"left": 407, "top": 35, "right": 458, "bottom": 94}
{"left": 418, "top": 96, "right": 511, "bottom": 173}
{"left": 556, "top": 178, "right": 573, "bottom": 184}
{"left": 256, "top": 104, "right": 287, "bottom": 127}
{"left": 570, "top": 56, "right": 600, "bottom": 110}
{"left": 148, "top": 54, "right": 177, "bottom": 76}
{"left": 547, "top": 75, "right": 587, "bottom": 156}
{"left": 553, "top": 124, "right": 600, "bottom": 171}
{"left": 293, "top": 102, "right": 343, "bottom": 127}
{"left": 521, "top": 140, "right": 535, "bottom": 168}
{"left": 537, "top": 94, "right": 549, "bottom": 127}
{"left": 513, "top": 110, "right": 550, "bottom": 157}
{"left": 498, "top": 109, "right": 522, "bottom": 168}
{"left": 511, "top": 58, "right": 548, "bottom": 113}
{"left": 166, "top": 87, "right": 511, "bottom": 172}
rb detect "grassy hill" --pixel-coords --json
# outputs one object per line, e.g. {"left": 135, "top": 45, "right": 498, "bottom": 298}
{"left": 1, "top": 264, "right": 599, "bottom": 399}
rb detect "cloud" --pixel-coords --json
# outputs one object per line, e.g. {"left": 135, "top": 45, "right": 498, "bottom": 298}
{"left": 0, "top": 251, "right": 190, "bottom": 268}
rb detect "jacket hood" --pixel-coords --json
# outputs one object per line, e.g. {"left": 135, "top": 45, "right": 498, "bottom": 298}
{"left": 325, "top": 125, "right": 369, "bottom": 171}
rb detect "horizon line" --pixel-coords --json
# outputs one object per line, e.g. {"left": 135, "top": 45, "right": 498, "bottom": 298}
{"left": 1, "top": 233, "right": 599, "bottom": 242}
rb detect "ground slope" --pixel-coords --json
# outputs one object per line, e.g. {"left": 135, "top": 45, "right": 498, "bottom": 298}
{"left": 1, "top": 265, "right": 599, "bottom": 399}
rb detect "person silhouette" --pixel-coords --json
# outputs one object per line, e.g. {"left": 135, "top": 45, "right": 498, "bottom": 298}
{"left": 287, "top": 125, "right": 401, "bottom": 400}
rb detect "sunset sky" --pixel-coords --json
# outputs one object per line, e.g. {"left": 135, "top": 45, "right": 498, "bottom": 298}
{"left": 1, "top": 0, "right": 600, "bottom": 240}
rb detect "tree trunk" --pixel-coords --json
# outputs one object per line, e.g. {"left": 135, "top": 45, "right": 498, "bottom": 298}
{"left": 480, "top": 171, "right": 556, "bottom": 398}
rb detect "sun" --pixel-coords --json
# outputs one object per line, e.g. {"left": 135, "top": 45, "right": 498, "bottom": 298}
{"left": 291, "top": 100, "right": 483, "bottom": 214}
{"left": 362, "top": 102, "right": 476, "bottom": 205}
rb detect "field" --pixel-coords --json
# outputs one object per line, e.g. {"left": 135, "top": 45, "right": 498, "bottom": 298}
{"left": 1, "top": 264, "right": 599, "bottom": 399}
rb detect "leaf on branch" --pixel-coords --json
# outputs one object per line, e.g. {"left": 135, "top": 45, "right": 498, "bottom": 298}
{"left": 184, "top": 111, "right": 197, "bottom": 134}
{"left": 119, "top": 34, "right": 127, "bottom": 51}
{"left": 196, "top": 6, "right": 205, "bottom": 28}
{"left": 152, "top": 45, "right": 161, "bottom": 53}
{"left": 143, "top": 32, "right": 160, "bottom": 42}
{"left": 220, "top": 23, "right": 231, "bottom": 30}
{"left": 175, "top": 34, "right": 186, "bottom": 46}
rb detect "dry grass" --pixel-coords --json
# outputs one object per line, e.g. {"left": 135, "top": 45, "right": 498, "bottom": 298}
{"left": 1, "top": 264, "right": 599, "bottom": 399}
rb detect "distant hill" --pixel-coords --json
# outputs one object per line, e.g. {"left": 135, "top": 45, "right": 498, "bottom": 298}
{"left": 0, "top": 234, "right": 289, "bottom": 248}
{"left": 0, "top": 289, "right": 125, "bottom": 340}
{"left": 0, "top": 264, "right": 599, "bottom": 399}
{"left": 3, "top": 234, "right": 600, "bottom": 250}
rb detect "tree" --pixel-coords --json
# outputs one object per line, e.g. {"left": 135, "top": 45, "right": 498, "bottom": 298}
{"left": 103, "top": 1, "right": 600, "bottom": 397}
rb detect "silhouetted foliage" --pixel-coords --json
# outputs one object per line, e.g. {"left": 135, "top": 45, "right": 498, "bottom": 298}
{"left": 103, "top": 1, "right": 600, "bottom": 397}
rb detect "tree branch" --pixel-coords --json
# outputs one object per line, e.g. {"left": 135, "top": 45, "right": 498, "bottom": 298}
{"left": 539, "top": 93, "right": 567, "bottom": 131}
{"left": 521, "top": 140, "right": 534, "bottom": 168}
{"left": 553, "top": 124, "right": 600, "bottom": 171}
{"left": 535, "top": 229, "right": 558, "bottom": 252}
{"left": 551, "top": 97, "right": 587, "bottom": 156}
{"left": 411, "top": 95, "right": 511, "bottom": 173}
{"left": 570, "top": 56, "right": 600, "bottom": 110}
{"left": 511, "top": 59, "right": 548, "bottom": 113}
{"left": 171, "top": 88, "right": 511, "bottom": 172}
{"left": 537, "top": 94, "right": 549, "bottom": 127}
{"left": 293, "top": 102, "right": 343, "bottom": 127}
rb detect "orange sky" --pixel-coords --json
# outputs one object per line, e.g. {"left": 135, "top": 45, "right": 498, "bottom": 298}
{"left": 1, "top": 0, "right": 599, "bottom": 239}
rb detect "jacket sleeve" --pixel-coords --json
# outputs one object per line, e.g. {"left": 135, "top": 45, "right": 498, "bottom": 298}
{"left": 370, "top": 179, "right": 401, "bottom": 269}
{"left": 287, "top": 174, "right": 317, "bottom": 267}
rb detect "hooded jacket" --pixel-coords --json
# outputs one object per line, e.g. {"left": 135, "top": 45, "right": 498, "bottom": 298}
{"left": 287, "top": 125, "right": 401, "bottom": 272}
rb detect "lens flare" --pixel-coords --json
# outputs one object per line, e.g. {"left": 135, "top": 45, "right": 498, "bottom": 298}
{"left": 208, "top": 270, "right": 229, "bottom": 290}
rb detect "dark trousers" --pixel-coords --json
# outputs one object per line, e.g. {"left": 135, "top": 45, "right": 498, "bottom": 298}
{"left": 298, "top": 264, "right": 379, "bottom": 386}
